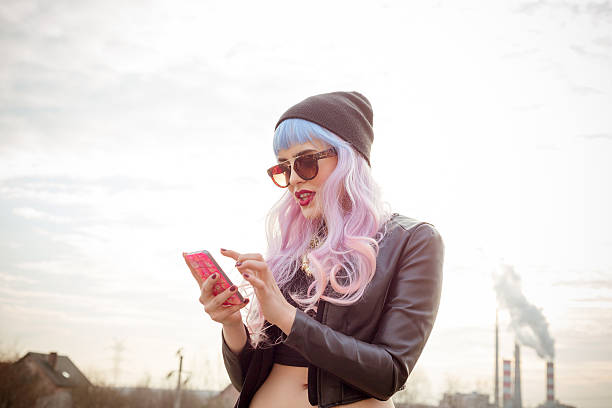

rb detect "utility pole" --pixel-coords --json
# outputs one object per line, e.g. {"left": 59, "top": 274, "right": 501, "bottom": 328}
{"left": 167, "top": 347, "right": 191, "bottom": 408}
{"left": 111, "top": 339, "right": 125, "bottom": 386}
{"left": 173, "top": 348, "right": 184, "bottom": 408}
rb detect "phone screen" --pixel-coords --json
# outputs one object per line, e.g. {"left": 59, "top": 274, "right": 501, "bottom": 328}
{"left": 183, "top": 250, "right": 244, "bottom": 306}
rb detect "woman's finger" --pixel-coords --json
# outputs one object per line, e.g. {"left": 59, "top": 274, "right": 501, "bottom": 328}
{"left": 242, "top": 271, "right": 266, "bottom": 291}
{"left": 199, "top": 273, "right": 220, "bottom": 304}
{"left": 237, "top": 253, "right": 265, "bottom": 262}
{"left": 220, "top": 249, "right": 264, "bottom": 263}
{"left": 211, "top": 299, "right": 249, "bottom": 323}
{"left": 236, "top": 259, "right": 270, "bottom": 280}
{"left": 210, "top": 284, "right": 242, "bottom": 309}
{"left": 219, "top": 248, "right": 241, "bottom": 261}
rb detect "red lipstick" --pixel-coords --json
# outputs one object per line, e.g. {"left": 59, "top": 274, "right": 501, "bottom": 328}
{"left": 295, "top": 190, "right": 315, "bottom": 207}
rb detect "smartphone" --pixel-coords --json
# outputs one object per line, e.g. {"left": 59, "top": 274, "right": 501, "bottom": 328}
{"left": 183, "top": 250, "right": 245, "bottom": 306}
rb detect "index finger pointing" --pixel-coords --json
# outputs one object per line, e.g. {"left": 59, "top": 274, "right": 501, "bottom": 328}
{"left": 220, "top": 248, "right": 241, "bottom": 261}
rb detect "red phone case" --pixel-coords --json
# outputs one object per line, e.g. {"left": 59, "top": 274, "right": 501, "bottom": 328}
{"left": 183, "top": 250, "right": 244, "bottom": 306}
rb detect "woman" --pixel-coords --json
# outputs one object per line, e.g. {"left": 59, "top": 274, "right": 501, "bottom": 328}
{"left": 199, "top": 91, "right": 444, "bottom": 408}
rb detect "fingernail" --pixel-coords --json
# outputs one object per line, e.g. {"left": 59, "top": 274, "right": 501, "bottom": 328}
{"left": 220, "top": 248, "right": 226, "bottom": 251}
{"left": 243, "top": 298, "right": 250, "bottom": 304}
{"left": 230, "top": 285, "right": 237, "bottom": 291}
{"left": 235, "top": 261, "right": 242, "bottom": 266}
{"left": 243, "top": 273, "right": 250, "bottom": 278}
{"left": 211, "top": 273, "right": 217, "bottom": 279}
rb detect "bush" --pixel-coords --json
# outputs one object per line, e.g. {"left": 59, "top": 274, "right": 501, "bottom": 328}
{"left": 0, "top": 361, "right": 47, "bottom": 408}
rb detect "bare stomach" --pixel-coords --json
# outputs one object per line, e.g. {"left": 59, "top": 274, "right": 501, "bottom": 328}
{"left": 249, "top": 364, "right": 395, "bottom": 408}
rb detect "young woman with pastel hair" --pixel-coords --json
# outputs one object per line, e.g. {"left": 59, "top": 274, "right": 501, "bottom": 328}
{"left": 198, "top": 92, "right": 444, "bottom": 408}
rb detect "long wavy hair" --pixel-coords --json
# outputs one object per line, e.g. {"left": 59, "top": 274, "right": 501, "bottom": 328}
{"left": 245, "top": 118, "right": 391, "bottom": 347}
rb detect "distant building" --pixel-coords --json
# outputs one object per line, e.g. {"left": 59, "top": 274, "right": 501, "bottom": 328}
{"left": 394, "top": 403, "right": 437, "bottom": 408}
{"left": 202, "top": 384, "right": 239, "bottom": 408}
{"left": 439, "top": 391, "right": 496, "bottom": 408}
{"left": 13, "top": 351, "right": 92, "bottom": 408}
{"left": 536, "top": 401, "right": 577, "bottom": 408}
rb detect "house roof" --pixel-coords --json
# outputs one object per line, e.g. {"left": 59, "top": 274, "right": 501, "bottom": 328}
{"left": 16, "top": 352, "right": 93, "bottom": 388}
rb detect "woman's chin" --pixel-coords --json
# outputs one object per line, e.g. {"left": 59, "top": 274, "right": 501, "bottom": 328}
{"left": 299, "top": 205, "right": 322, "bottom": 220}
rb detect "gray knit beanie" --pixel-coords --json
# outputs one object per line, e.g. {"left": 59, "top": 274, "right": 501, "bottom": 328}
{"left": 274, "top": 91, "right": 374, "bottom": 166}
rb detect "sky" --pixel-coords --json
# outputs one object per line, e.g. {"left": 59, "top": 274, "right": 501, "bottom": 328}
{"left": 1, "top": 0, "right": 611, "bottom": 407}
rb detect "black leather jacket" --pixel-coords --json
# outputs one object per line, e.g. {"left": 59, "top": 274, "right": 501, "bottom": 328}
{"left": 221, "top": 214, "right": 444, "bottom": 408}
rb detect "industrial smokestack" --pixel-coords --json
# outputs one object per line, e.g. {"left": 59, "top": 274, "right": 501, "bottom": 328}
{"left": 503, "top": 360, "right": 512, "bottom": 408}
{"left": 493, "top": 264, "right": 555, "bottom": 360}
{"left": 514, "top": 343, "right": 522, "bottom": 408}
{"left": 547, "top": 362, "right": 554, "bottom": 403}
{"left": 495, "top": 309, "right": 500, "bottom": 408}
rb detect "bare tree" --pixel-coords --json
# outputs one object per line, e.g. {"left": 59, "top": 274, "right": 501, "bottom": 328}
{"left": 72, "top": 384, "right": 127, "bottom": 408}
{"left": 0, "top": 361, "right": 47, "bottom": 408}
{"left": 0, "top": 341, "right": 47, "bottom": 408}
{"left": 444, "top": 373, "right": 464, "bottom": 394}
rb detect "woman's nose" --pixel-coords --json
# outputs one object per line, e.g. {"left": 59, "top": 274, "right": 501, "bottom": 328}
{"left": 288, "top": 164, "right": 304, "bottom": 186}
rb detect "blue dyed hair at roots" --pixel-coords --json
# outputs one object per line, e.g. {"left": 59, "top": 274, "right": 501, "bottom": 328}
{"left": 273, "top": 118, "right": 352, "bottom": 156}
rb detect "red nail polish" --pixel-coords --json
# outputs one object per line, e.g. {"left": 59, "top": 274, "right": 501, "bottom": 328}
{"left": 221, "top": 248, "right": 226, "bottom": 251}
{"left": 230, "top": 285, "right": 237, "bottom": 291}
{"left": 243, "top": 298, "right": 250, "bottom": 304}
{"left": 236, "top": 261, "right": 242, "bottom": 266}
{"left": 211, "top": 273, "right": 217, "bottom": 279}
{"left": 243, "top": 273, "right": 250, "bottom": 278}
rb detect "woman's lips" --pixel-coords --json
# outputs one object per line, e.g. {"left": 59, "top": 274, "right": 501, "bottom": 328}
{"left": 295, "top": 190, "right": 315, "bottom": 207}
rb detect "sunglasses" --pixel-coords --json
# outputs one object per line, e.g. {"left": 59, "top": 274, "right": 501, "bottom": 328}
{"left": 267, "top": 147, "right": 337, "bottom": 188}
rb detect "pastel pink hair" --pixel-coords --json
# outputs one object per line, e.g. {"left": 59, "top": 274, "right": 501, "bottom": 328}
{"left": 245, "top": 118, "right": 391, "bottom": 347}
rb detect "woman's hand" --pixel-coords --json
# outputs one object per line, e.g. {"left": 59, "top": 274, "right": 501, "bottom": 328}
{"left": 220, "top": 248, "right": 297, "bottom": 335}
{"left": 199, "top": 272, "right": 249, "bottom": 328}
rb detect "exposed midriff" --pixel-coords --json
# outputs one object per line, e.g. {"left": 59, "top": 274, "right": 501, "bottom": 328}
{"left": 249, "top": 364, "right": 395, "bottom": 408}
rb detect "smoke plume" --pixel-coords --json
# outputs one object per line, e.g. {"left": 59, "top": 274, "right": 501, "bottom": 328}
{"left": 494, "top": 263, "right": 555, "bottom": 360}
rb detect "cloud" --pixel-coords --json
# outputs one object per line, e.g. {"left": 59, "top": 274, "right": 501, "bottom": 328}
{"left": 516, "top": 0, "right": 579, "bottom": 15}
{"left": 12, "top": 206, "right": 70, "bottom": 223}
{"left": 1, "top": 176, "right": 184, "bottom": 209}
{"left": 534, "top": 144, "right": 560, "bottom": 151}
{"left": 0, "top": 283, "right": 182, "bottom": 327}
{"left": 578, "top": 133, "right": 612, "bottom": 141}
{"left": 570, "top": 84, "right": 604, "bottom": 95}
{"left": 594, "top": 36, "right": 612, "bottom": 48}
{"left": 13, "top": 258, "right": 83, "bottom": 275}
{"left": 0, "top": 271, "right": 38, "bottom": 285}
{"left": 570, "top": 44, "right": 611, "bottom": 61}
{"left": 0, "top": 299, "right": 163, "bottom": 328}
{"left": 512, "top": 103, "right": 544, "bottom": 112}
{"left": 585, "top": 0, "right": 612, "bottom": 17}
{"left": 516, "top": 0, "right": 612, "bottom": 19}
{"left": 554, "top": 279, "right": 612, "bottom": 289}
{"left": 0, "top": 0, "right": 281, "bottom": 165}
{"left": 572, "top": 296, "right": 612, "bottom": 304}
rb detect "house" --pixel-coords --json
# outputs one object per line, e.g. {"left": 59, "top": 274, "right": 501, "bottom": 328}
{"left": 13, "top": 351, "right": 92, "bottom": 408}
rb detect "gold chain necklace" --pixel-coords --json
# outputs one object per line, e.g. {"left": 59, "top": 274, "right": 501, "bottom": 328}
{"left": 301, "top": 229, "right": 325, "bottom": 277}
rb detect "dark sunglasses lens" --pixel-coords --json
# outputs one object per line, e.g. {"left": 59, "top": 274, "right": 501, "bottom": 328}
{"left": 294, "top": 156, "right": 318, "bottom": 180}
{"left": 269, "top": 165, "right": 290, "bottom": 187}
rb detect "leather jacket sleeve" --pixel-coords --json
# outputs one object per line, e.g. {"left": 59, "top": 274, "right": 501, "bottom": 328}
{"left": 221, "top": 323, "right": 255, "bottom": 392}
{"left": 283, "top": 223, "right": 444, "bottom": 401}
